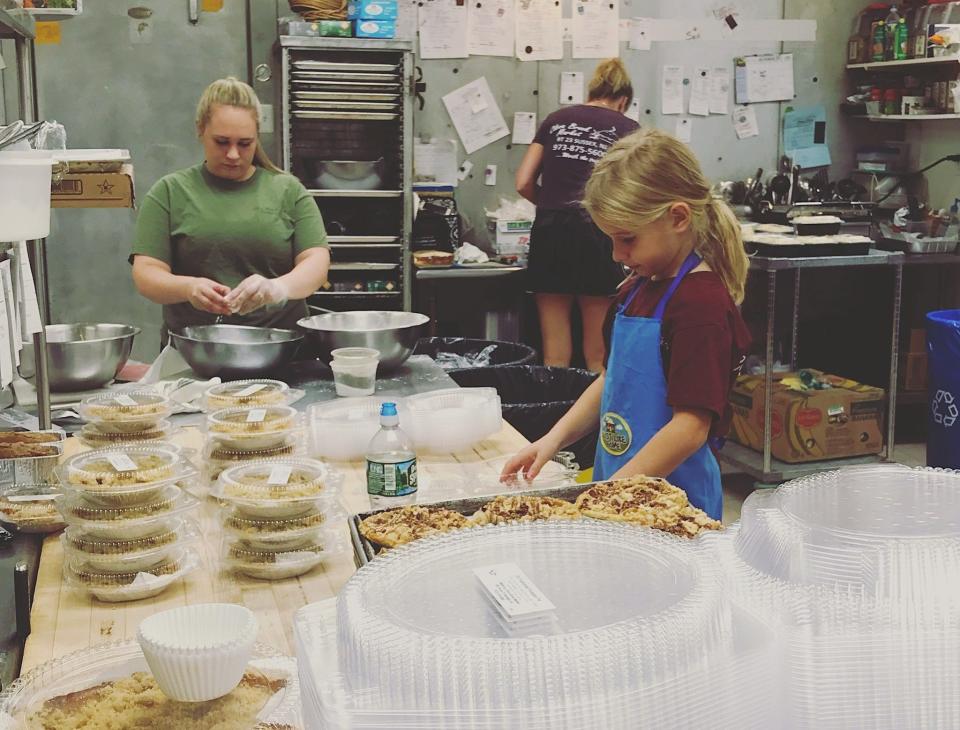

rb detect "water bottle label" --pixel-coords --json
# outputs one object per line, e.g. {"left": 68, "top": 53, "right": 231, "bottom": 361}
{"left": 366, "top": 458, "right": 418, "bottom": 496}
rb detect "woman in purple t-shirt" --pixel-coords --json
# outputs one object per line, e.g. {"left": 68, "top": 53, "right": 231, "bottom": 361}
{"left": 516, "top": 58, "right": 639, "bottom": 372}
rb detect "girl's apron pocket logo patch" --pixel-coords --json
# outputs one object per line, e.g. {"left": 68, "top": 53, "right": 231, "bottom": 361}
{"left": 600, "top": 412, "right": 632, "bottom": 456}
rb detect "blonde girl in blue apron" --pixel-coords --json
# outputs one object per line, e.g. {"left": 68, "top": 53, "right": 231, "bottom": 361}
{"left": 502, "top": 129, "right": 750, "bottom": 521}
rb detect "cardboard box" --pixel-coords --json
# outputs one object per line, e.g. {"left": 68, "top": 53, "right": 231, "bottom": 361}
{"left": 354, "top": 19, "right": 395, "bottom": 38}
{"left": 908, "top": 327, "right": 926, "bottom": 354}
{"left": 348, "top": 0, "right": 397, "bottom": 20}
{"left": 728, "top": 370, "right": 885, "bottom": 464}
{"left": 50, "top": 165, "right": 134, "bottom": 208}
{"left": 901, "top": 352, "right": 928, "bottom": 392}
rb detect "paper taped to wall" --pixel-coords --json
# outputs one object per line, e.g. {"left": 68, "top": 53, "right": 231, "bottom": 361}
{"left": 516, "top": 0, "right": 563, "bottom": 61}
{"left": 468, "top": 0, "right": 515, "bottom": 57}
{"left": 570, "top": 0, "right": 619, "bottom": 59}
{"left": 419, "top": 0, "right": 468, "bottom": 59}
{"left": 733, "top": 105, "right": 760, "bottom": 140}
{"left": 442, "top": 77, "right": 510, "bottom": 154}
{"left": 512, "top": 112, "right": 537, "bottom": 144}
{"left": 661, "top": 65, "right": 684, "bottom": 115}
{"left": 560, "top": 71, "right": 585, "bottom": 106}
{"left": 735, "top": 54, "right": 795, "bottom": 104}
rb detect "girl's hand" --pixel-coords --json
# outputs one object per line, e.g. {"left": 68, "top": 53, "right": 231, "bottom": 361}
{"left": 224, "top": 275, "right": 289, "bottom": 316}
{"left": 188, "top": 278, "right": 232, "bottom": 315}
{"left": 500, "top": 435, "right": 562, "bottom": 482}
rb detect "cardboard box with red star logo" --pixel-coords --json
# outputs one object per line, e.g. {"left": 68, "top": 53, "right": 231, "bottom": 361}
{"left": 51, "top": 164, "right": 134, "bottom": 208}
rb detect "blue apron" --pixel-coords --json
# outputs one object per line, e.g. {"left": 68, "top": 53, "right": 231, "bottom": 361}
{"left": 593, "top": 252, "right": 723, "bottom": 520}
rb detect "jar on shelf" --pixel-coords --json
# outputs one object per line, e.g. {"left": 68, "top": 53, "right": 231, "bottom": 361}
{"left": 883, "top": 88, "right": 901, "bottom": 115}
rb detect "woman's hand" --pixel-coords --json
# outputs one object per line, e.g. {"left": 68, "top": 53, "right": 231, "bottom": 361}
{"left": 224, "top": 275, "right": 289, "bottom": 316}
{"left": 500, "top": 434, "right": 562, "bottom": 482}
{"left": 188, "top": 278, "right": 232, "bottom": 315}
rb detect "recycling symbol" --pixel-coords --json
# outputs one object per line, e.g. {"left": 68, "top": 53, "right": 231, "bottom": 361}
{"left": 933, "top": 390, "right": 959, "bottom": 428}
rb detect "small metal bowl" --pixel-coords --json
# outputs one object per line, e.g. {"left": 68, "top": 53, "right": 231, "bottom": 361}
{"left": 44, "top": 323, "right": 139, "bottom": 392}
{"left": 170, "top": 325, "right": 303, "bottom": 379}
{"left": 297, "top": 310, "right": 429, "bottom": 371}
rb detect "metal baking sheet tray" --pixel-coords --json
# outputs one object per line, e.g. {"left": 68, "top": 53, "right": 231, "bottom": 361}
{"left": 292, "top": 111, "right": 398, "bottom": 121}
{"left": 349, "top": 482, "right": 592, "bottom": 568}
{"left": 292, "top": 70, "right": 398, "bottom": 82}
{"left": 291, "top": 79, "right": 401, "bottom": 91}
{"left": 292, "top": 100, "right": 397, "bottom": 111}
{"left": 293, "top": 91, "right": 399, "bottom": 102}
{"left": 293, "top": 60, "right": 399, "bottom": 73}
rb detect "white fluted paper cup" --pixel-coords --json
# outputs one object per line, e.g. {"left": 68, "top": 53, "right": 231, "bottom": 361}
{"left": 136, "top": 603, "right": 258, "bottom": 702}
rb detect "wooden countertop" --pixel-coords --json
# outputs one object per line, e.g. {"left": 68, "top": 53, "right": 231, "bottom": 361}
{"left": 20, "top": 422, "right": 531, "bottom": 673}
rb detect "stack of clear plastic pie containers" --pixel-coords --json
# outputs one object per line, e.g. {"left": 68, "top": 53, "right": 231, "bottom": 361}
{"left": 720, "top": 464, "right": 960, "bottom": 728}
{"left": 399, "top": 387, "right": 502, "bottom": 454}
{"left": 308, "top": 397, "right": 390, "bottom": 461}
{"left": 77, "top": 391, "right": 178, "bottom": 447}
{"left": 294, "top": 520, "right": 775, "bottom": 729}
{"left": 54, "top": 443, "right": 202, "bottom": 602}
{"left": 203, "top": 404, "right": 307, "bottom": 483}
{"left": 212, "top": 457, "right": 345, "bottom": 580}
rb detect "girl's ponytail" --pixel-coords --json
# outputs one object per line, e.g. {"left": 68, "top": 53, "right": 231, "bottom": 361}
{"left": 700, "top": 197, "right": 749, "bottom": 305}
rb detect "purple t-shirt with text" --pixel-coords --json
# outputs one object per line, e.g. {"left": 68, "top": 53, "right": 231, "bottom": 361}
{"left": 533, "top": 104, "right": 640, "bottom": 211}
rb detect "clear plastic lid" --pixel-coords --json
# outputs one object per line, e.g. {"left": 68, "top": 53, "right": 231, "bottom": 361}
{"left": 56, "top": 444, "right": 197, "bottom": 507}
{"left": 63, "top": 547, "right": 200, "bottom": 603}
{"left": 734, "top": 465, "right": 960, "bottom": 602}
{"left": 206, "top": 406, "right": 302, "bottom": 450}
{"left": 202, "top": 437, "right": 305, "bottom": 484}
{"left": 61, "top": 518, "right": 199, "bottom": 573}
{"left": 399, "top": 387, "right": 502, "bottom": 454}
{"left": 0, "top": 640, "right": 301, "bottom": 729}
{"left": 308, "top": 396, "right": 392, "bottom": 461}
{"left": 76, "top": 419, "right": 178, "bottom": 448}
{"left": 56, "top": 485, "right": 199, "bottom": 540}
{"left": 79, "top": 391, "right": 173, "bottom": 429}
{"left": 203, "top": 379, "right": 297, "bottom": 410}
{"left": 336, "top": 520, "right": 727, "bottom": 712}
{"left": 213, "top": 458, "right": 342, "bottom": 519}
{"left": 0, "top": 484, "right": 64, "bottom": 533}
{"left": 223, "top": 540, "right": 327, "bottom": 580}
{"left": 221, "top": 508, "right": 332, "bottom": 551}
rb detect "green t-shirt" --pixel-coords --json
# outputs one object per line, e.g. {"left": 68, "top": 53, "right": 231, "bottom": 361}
{"left": 132, "top": 164, "right": 327, "bottom": 333}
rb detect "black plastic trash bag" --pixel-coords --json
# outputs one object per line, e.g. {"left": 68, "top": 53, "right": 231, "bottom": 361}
{"left": 414, "top": 337, "right": 537, "bottom": 371}
{"left": 451, "top": 365, "right": 599, "bottom": 468}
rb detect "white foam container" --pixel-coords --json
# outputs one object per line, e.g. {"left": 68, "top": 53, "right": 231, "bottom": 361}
{"left": 0, "top": 151, "right": 53, "bottom": 241}
{"left": 137, "top": 603, "right": 258, "bottom": 702}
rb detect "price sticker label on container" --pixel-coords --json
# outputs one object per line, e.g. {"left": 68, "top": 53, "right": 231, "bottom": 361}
{"left": 114, "top": 394, "right": 138, "bottom": 407}
{"left": 268, "top": 465, "right": 293, "bottom": 486}
{"left": 107, "top": 453, "right": 138, "bottom": 472}
{"left": 235, "top": 384, "right": 268, "bottom": 398}
{"left": 473, "top": 562, "right": 556, "bottom": 619}
{"left": 246, "top": 409, "right": 267, "bottom": 423}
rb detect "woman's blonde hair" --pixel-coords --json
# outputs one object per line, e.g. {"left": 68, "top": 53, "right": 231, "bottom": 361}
{"left": 587, "top": 58, "right": 633, "bottom": 106}
{"left": 195, "top": 76, "right": 283, "bottom": 174}
{"left": 583, "top": 128, "right": 749, "bottom": 304}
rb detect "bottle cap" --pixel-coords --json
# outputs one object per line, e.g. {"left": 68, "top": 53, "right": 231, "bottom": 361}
{"left": 381, "top": 402, "right": 398, "bottom": 417}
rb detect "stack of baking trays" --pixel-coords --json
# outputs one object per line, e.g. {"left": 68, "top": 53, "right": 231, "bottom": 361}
{"left": 294, "top": 519, "right": 777, "bottom": 729}
{"left": 54, "top": 441, "right": 202, "bottom": 603}
{"left": 199, "top": 379, "right": 307, "bottom": 485}
{"left": 741, "top": 219, "right": 874, "bottom": 257}
{"left": 719, "top": 464, "right": 960, "bottom": 728}
{"left": 210, "top": 457, "right": 345, "bottom": 581}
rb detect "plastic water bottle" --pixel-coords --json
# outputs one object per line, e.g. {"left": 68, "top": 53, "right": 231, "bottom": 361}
{"left": 366, "top": 402, "right": 418, "bottom": 508}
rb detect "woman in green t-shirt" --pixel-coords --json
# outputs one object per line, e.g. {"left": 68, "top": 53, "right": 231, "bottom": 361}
{"left": 131, "top": 77, "right": 329, "bottom": 334}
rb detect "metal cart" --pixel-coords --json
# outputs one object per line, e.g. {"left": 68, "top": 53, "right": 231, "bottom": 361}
{"left": 718, "top": 250, "right": 905, "bottom": 485}
{"left": 280, "top": 36, "right": 414, "bottom": 313}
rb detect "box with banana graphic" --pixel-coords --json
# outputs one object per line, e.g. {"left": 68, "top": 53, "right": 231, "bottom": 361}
{"left": 729, "top": 369, "right": 885, "bottom": 464}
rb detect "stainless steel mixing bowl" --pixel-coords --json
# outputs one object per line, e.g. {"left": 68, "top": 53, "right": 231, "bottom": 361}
{"left": 44, "top": 323, "right": 140, "bottom": 392}
{"left": 297, "top": 310, "right": 430, "bottom": 371}
{"left": 170, "top": 324, "right": 303, "bottom": 379}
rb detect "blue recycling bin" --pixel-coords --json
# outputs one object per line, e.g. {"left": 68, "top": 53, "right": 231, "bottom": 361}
{"left": 927, "top": 310, "right": 960, "bottom": 468}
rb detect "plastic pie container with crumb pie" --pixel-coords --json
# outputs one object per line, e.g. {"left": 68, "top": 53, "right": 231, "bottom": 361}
{"left": 202, "top": 379, "right": 304, "bottom": 411}
{"left": 61, "top": 518, "right": 200, "bottom": 573}
{"left": 211, "top": 458, "right": 342, "bottom": 519}
{"left": 56, "top": 485, "right": 199, "bottom": 540}
{"left": 0, "top": 484, "right": 64, "bottom": 533}
{"left": 56, "top": 443, "right": 197, "bottom": 507}
{"left": 77, "top": 419, "right": 179, "bottom": 449}
{"left": 63, "top": 546, "right": 200, "bottom": 602}
{"left": 202, "top": 437, "right": 305, "bottom": 484}
{"left": 0, "top": 640, "right": 300, "bottom": 729}
{"left": 79, "top": 391, "right": 174, "bottom": 433}
{"left": 221, "top": 508, "right": 333, "bottom": 551}
{"left": 223, "top": 540, "right": 327, "bottom": 580}
{"left": 205, "top": 406, "right": 302, "bottom": 451}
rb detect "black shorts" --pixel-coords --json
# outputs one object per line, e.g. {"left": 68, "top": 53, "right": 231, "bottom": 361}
{"left": 527, "top": 208, "right": 626, "bottom": 296}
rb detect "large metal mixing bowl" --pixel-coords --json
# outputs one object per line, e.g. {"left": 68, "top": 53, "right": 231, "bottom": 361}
{"left": 44, "top": 323, "right": 140, "bottom": 392}
{"left": 297, "top": 310, "right": 430, "bottom": 371}
{"left": 170, "top": 324, "right": 303, "bottom": 379}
